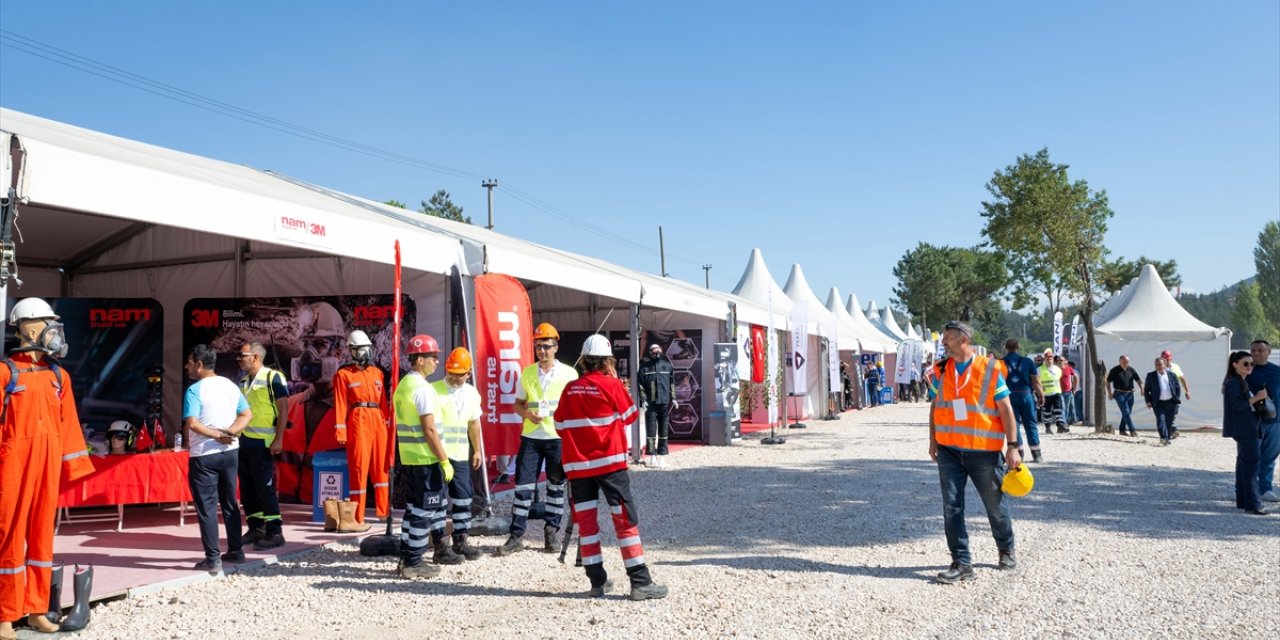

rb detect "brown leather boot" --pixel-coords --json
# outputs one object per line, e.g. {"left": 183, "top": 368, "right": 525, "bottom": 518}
{"left": 336, "top": 500, "right": 371, "bottom": 533}
{"left": 323, "top": 498, "right": 341, "bottom": 532}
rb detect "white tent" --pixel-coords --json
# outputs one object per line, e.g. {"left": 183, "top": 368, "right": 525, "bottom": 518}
{"left": 880, "top": 306, "right": 910, "bottom": 342}
{"left": 1084, "top": 264, "right": 1231, "bottom": 429}
{"left": 845, "top": 294, "right": 897, "bottom": 355}
{"left": 782, "top": 264, "right": 832, "bottom": 419}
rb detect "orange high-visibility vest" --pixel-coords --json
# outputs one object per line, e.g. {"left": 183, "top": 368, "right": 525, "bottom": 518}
{"left": 933, "top": 354, "right": 1007, "bottom": 452}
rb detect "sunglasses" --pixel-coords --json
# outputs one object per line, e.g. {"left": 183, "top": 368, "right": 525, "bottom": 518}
{"left": 110, "top": 433, "right": 129, "bottom": 439}
{"left": 1240, "top": 361, "right": 1254, "bottom": 368}
{"left": 236, "top": 353, "right": 255, "bottom": 360}
{"left": 534, "top": 344, "right": 556, "bottom": 351}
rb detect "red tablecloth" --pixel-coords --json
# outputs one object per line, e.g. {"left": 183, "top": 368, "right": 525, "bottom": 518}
{"left": 58, "top": 450, "right": 192, "bottom": 508}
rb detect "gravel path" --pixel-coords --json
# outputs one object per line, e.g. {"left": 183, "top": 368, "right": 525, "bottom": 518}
{"left": 72, "top": 403, "right": 1277, "bottom": 639}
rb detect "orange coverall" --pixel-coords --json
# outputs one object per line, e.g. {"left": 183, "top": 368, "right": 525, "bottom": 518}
{"left": 332, "top": 364, "right": 390, "bottom": 523}
{"left": 0, "top": 353, "right": 94, "bottom": 623}
{"left": 276, "top": 391, "right": 340, "bottom": 504}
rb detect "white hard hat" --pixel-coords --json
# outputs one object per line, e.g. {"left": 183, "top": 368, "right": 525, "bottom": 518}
{"left": 347, "top": 330, "right": 372, "bottom": 347}
{"left": 582, "top": 334, "right": 612, "bottom": 357}
{"left": 107, "top": 420, "right": 132, "bottom": 434}
{"left": 9, "top": 298, "right": 59, "bottom": 325}
{"left": 300, "top": 302, "right": 345, "bottom": 338}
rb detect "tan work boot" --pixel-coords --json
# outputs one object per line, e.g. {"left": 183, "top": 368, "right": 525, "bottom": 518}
{"left": 336, "top": 500, "right": 371, "bottom": 533}
{"left": 322, "top": 498, "right": 341, "bottom": 532}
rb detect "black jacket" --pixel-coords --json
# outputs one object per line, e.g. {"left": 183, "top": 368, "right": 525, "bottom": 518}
{"left": 1222, "top": 376, "right": 1260, "bottom": 439}
{"left": 1143, "top": 370, "right": 1182, "bottom": 406}
{"left": 638, "top": 356, "right": 675, "bottom": 405}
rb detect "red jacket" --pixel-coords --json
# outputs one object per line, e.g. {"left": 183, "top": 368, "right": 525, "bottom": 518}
{"left": 554, "top": 371, "right": 637, "bottom": 480}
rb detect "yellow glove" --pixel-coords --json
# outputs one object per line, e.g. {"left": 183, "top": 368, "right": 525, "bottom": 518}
{"left": 441, "top": 460, "right": 455, "bottom": 484}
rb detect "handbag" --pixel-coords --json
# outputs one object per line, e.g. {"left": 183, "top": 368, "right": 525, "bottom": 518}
{"left": 1256, "top": 395, "right": 1278, "bottom": 420}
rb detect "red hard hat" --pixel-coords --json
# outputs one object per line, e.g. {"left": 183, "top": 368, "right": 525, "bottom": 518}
{"left": 1160, "top": 350, "right": 1172, "bottom": 359}
{"left": 407, "top": 334, "right": 439, "bottom": 356}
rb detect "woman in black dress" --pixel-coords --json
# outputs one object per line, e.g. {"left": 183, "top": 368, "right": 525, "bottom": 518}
{"left": 1222, "top": 350, "right": 1270, "bottom": 515}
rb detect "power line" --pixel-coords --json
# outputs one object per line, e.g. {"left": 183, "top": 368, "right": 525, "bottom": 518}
{"left": 0, "top": 30, "right": 703, "bottom": 266}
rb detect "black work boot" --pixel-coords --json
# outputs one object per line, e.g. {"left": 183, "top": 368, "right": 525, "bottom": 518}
{"left": 543, "top": 526, "right": 560, "bottom": 553}
{"left": 998, "top": 550, "right": 1017, "bottom": 571}
{"left": 935, "top": 562, "right": 975, "bottom": 584}
{"left": 452, "top": 534, "right": 481, "bottom": 561}
{"left": 494, "top": 534, "right": 523, "bottom": 557}
{"left": 45, "top": 564, "right": 63, "bottom": 625}
{"left": 432, "top": 538, "right": 465, "bottom": 565}
{"left": 588, "top": 579, "right": 614, "bottom": 598}
{"left": 1031, "top": 449, "right": 1043, "bottom": 463}
{"left": 630, "top": 581, "right": 669, "bottom": 601}
{"left": 243, "top": 527, "right": 266, "bottom": 544}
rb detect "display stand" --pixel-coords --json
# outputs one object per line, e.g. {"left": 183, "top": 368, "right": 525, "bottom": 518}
{"left": 760, "top": 388, "right": 786, "bottom": 445}
{"left": 786, "top": 393, "right": 808, "bottom": 429}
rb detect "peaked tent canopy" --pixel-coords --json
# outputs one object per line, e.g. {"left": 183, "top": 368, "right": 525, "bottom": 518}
{"left": 846, "top": 294, "right": 897, "bottom": 354}
{"left": 781, "top": 264, "right": 831, "bottom": 335}
{"left": 731, "top": 248, "right": 792, "bottom": 321}
{"left": 880, "top": 306, "right": 910, "bottom": 342}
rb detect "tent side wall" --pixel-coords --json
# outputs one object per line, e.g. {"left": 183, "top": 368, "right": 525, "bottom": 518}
{"left": 1089, "top": 333, "right": 1229, "bottom": 430}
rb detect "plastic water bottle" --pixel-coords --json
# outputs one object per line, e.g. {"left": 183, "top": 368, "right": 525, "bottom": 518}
{"left": 173, "top": 433, "right": 183, "bottom": 451}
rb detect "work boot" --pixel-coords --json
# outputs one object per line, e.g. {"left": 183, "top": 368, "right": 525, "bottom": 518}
{"left": 57, "top": 565, "right": 93, "bottom": 632}
{"left": 1057, "top": 425, "right": 1070, "bottom": 434}
{"left": 495, "top": 534, "right": 524, "bottom": 556}
{"left": 998, "top": 550, "right": 1018, "bottom": 571}
{"left": 397, "top": 560, "right": 441, "bottom": 580}
{"left": 45, "top": 564, "right": 63, "bottom": 625}
{"left": 588, "top": 579, "right": 614, "bottom": 598}
{"left": 243, "top": 527, "right": 266, "bottom": 544}
{"left": 336, "top": 500, "right": 371, "bottom": 533}
{"left": 253, "top": 533, "right": 286, "bottom": 551}
{"left": 432, "top": 539, "right": 465, "bottom": 565}
{"left": 452, "top": 535, "right": 481, "bottom": 561}
{"left": 221, "top": 549, "right": 245, "bottom": 563}
{"left": 630, "top": 582, "right": 669, "bottom": 601}
{"left": 544, "top": 526, "right": 560, "bottom": 553}
{"left": 1032, "top": 450, "right": 1043, "bottom": 464}
{"left": 935, "top": 562, "right": 975, "bottom": 584}
{"left": 322, "top": 498, "right": 341, "bottom": 532}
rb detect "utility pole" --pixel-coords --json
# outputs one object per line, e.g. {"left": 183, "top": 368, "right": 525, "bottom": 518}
{"left": 482, "top": 179, "right": 498, "bottom": 230}
{"left": 658, "top": 226, "right": 667, "bottom": 277}
{"left": 702, "top": 264, "right": 712, "bottom": 289}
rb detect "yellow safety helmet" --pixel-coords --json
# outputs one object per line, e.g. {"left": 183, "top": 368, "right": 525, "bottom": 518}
{"left": 1002, "top": 464, "right": 1035, "bottom": 497}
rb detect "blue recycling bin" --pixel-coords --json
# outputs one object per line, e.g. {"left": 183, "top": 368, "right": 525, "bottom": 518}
{"left": 879, "top": 387, "right": 894, "bottom": 405}
{"left": 311, "top": 449, "right": 350, "bottom": 523}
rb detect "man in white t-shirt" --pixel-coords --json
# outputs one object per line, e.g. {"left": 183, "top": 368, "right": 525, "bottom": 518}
{"left": 183, "top": 344, "right": 252, "bottom": 574}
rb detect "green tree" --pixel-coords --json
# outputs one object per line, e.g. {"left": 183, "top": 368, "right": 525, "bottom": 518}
{"left": 1256, "top": 220, "right": 1280, "bottom": 322}
{"left": 384, "top": 199, "right": 408, "bottom": 209}
{"left": 892, "top": 243, "right": 1008, "bottom": 330}
{"left": 1097, "top": 256, "right": 1181, "bottom": 294}
{"left": 980, "top": 148, "right": 1114, "bottom": 432}
{"left": 420, "top": 190, "right": 471, "bottom": 224}
{"left": 1232, "top": 282, "right": 1278, "bottom": 347}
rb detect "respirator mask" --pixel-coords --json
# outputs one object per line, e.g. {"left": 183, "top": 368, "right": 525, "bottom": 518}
{"left": 292, "top": 345, "right": 339, "bottom": 383}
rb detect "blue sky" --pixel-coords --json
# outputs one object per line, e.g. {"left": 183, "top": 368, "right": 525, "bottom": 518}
{"left": 1, "top": 1, "right": 1276, "bottom": 315}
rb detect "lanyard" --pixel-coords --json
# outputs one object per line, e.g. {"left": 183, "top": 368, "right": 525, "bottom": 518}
{"left": 952, "top": 357, "right": 976, "bottom": 396}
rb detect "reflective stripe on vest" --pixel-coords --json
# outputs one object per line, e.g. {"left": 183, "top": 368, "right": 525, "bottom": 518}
{"left": 934, "top": 355, "right": 1006, "bottom": 452}
{"left": 240, "top": 367, "right": 284, "bottom": 443}
{"left": 431, "top": 380, "right": 479, "bottom": 461}
{"left": 1039, "top": 365, "right": 1061, "bottom": 395}
{"left": 520, "top": 362, "right": 576, "bottom": 439}
{"left": 394, "top": 372, "right": 439, "bottom": 465}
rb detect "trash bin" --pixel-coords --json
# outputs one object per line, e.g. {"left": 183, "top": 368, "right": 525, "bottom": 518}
{"left": 879, "top": 387, "right": 894, "bottom": 405}
{"left": 311, "top": 449, "right": 349, "bottom": 523}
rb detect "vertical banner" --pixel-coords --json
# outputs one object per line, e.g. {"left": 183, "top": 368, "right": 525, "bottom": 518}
{"left": 713, "top": 342, "right": 742, "bottom": 441}
{"left": 473, "top": 274, "right": 533, "bottom": 458}
{"left": 1053, "top": 311, "right": 1064, "bottom": 356}
{"left": 1068, "top": 314, "right": 1080, "bottom": 356}
{"left": 750, "top": 324, "right": 766, "bottom": 383}
{"left": 737, "top": 323, "right": 753, "bottom": 383}
{"left": 790, "top": 300, "right": 809, "bottom": 395}
{"left": 766, "top": 289, "right": 779, "bottom": 425}
{"left": 826, "top": 320, "right": 840, "bottom": 389}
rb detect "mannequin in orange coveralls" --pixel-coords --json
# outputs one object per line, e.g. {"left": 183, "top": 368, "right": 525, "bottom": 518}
{"left": 332, "top": 330, "right": 391, "bottom": 527}
{"left": 0, "top": 298, "right": 94, "bottom": 638}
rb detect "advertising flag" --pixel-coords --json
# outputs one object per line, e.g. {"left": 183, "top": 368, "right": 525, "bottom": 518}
{"left": 1053, "top": 311, "right": 1064, "bottom": 356}
{"left": 790, "top": 300, "right": 809, "bottom": 395}
{"left": 473, "top": 274, "right": 533, "bottom": 457}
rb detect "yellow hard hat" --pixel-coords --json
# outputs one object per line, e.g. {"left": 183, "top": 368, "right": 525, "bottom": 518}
{"left": 1002, "top": 464, "right": 1035, "bottom": 497}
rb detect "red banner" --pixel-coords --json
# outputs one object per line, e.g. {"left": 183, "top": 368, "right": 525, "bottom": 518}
{"left": 751, "top": 324, "right": 766, "bottom": 383}
{"left": 474, "top": 274, "right": 533, "bottom": 457}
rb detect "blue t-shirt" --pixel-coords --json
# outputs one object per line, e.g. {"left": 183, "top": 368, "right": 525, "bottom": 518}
{"left": 1002, "top": 353, "right": 1037, "bottom": 393}
{"left": 1248, "top": 361, "right": 1280, "bottom": 424}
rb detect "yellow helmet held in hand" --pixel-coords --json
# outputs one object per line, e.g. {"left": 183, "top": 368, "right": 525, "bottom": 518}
{"left": 1002, "top": 464, "right": 1035, "bottom": 497}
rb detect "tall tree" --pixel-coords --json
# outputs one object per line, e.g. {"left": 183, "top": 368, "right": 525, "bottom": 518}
{"left": 1256, "top": 220, "right": 1280, "bottom": 322}
{"left": 892, "top": 243, "right": 1008, "bottom": 330}
{"left": 1097, "top": 256, "right": 1182, "bottom": 294}
{"left": 1232, "top": 282, "right": 1277, "bottom": 347}
{"left": 420, "top": 190, "right": 471, "bottom": 224}
{"left": 384, "top": 199, "right": 408, "bottom": 209}
{"left": 980, "top": 148, "right": 1115, "bottom": 432}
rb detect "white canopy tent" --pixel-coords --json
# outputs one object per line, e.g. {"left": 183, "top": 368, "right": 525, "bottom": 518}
{"left": 1083, "top": 264, "right": 1231, "bottom": 429}
{"left": 782, "top": 264, "right": 832, "bottom": 419}
{"left": 880, "top": 306, "right": 910, "bottom": 342}
{"left": 845, "top": 294, "right": 897, "bottom": 355}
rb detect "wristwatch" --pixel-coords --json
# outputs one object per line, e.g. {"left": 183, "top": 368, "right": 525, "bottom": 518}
{"left": 1006, "top": 442, "right": 1018, "bottom": 446}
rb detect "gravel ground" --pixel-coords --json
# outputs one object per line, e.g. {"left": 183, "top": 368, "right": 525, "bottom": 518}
{"left": 70, "top": 403, "right": 1277, "bottom": 639}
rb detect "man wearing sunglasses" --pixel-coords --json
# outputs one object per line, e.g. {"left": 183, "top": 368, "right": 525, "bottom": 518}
{"left": 496, "top": 322, "right": 578, "bottom": 557}
{"left": 1248, "top": 340, "right": 1280, "bottom": 503}
{"left": 235, "top": 343, "right": 289, "bottom": 551}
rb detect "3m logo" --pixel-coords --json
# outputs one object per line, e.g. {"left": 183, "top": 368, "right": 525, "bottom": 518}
{"left": 352, "top": 304, "right": 395, "bottom": 327}
{"left": 190, "top": 309, "right": 219, "bottom": 328}
{"left": 90, "top": 308, "right": 152, "bottom": 328}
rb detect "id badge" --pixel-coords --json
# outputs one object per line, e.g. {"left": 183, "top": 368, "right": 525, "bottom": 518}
{"left": 952, "top": 399, "right": 969, "bottom": 421}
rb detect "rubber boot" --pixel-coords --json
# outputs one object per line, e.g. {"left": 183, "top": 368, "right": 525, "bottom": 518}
{"left": 57, "top": 565, "right": 93, "bottom": 632}
{"left": 336, "top": 500, "right": 370, "bottom": 533}
{"left": 322, "top": 498, "right": 341, "bottom": 532}
{"left": 45, "top": 564, "right": 64, "bottom": 625}
{"left": 452, "top": 534, "right": 481, "bottom": 561}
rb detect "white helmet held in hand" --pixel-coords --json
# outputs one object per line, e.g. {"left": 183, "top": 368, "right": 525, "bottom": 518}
{"left": 9, "top": 297, "right": 59, "bottom": 325}
{"left": 582, "top": 334, "right": 612, "bottom": 357}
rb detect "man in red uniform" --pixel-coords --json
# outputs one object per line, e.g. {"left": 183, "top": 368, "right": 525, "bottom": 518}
{"left": 0, "top": 298, "right": 94, "bottom": 638}
{"left": 332, "top": 330, "right": 391, "bottom": 528}
{"left": 554, "top": 334, "right": 668, "bottom": 601}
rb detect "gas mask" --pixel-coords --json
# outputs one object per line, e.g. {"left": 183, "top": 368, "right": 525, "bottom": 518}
{"left": 15, "top": 319, "right": 69, "bottom": 359}
{"left": 351, "top": 345, "right": 372, "bottom": 366}
{"left": 291, "top": 345, "right": 339, "bottom": 383}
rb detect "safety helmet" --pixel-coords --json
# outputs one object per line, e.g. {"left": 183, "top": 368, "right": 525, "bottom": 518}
{"left": 300, "top": 302, "right": 345, "bottom": 338}
{"left": 348, "top": 330, "right": 373, "bottom": 347}
{"left": 1160, "top": 349, "right": 1173, "bottom": 359}
{"left": 1002, "top": 464, "right": 1035, "bottom": 497}
{"left": 582, "top": 334, "right": 612, "bottom": 357}
{"left": 445, "top": 347, "right": 472, "bottom": 374}
{"left": 9, "top": 297, "right": 59, "bottom": 325}
{"left": 407, "top": 334, "right": 439, "bottom": 356}
{"left": 532, "top": 322, "right": 560, "bottom": 342}
{"left": 107, "top": 420, "right": 132, "bottom": 434}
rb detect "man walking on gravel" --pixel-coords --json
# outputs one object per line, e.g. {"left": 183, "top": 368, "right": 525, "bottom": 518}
{"left": 929, "top": 321, "right": 1021, "bottom": 584}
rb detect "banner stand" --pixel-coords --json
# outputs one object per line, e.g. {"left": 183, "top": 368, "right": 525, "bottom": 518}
{"left": 786, "top": 392, "right": 808, "bottom": 429}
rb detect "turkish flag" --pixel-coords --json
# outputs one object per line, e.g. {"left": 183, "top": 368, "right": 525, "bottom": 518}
{"left": 751, "top": 324, "right": 766, "bottom": 384}
{"left": 473, "top": 274, "right": 533, "bottom": 457}
{"left": 134, "top": 423, "right": 153, "bottom": 452}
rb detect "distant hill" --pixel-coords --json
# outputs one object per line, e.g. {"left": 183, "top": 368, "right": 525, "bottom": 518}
{"left": 1178, "top": 276, "right": 1256, "bottom": 347}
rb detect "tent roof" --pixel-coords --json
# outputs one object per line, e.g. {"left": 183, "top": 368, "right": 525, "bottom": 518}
{"left": 1095, "top": 264, "right": 1228, "bottom": 340}
{"left": 845, "top": 292, "right": 897, "bottom": 353}
{"left": 782, "top": 264, "right": 831, "bottom": 333}
{"left": 905, "top": 323, "right": 921, "bottom": 340}
{"left": 731, "top": 248, "right": 793, "bottom": 315}
{"left": 826, "top": 287, "right": 891, "bottom": 353}
{"left": 0, "top": 108, "right": 463, "bottom": 276}
{"left": 880, "top": 306, "right": 910, "bottom": 341}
